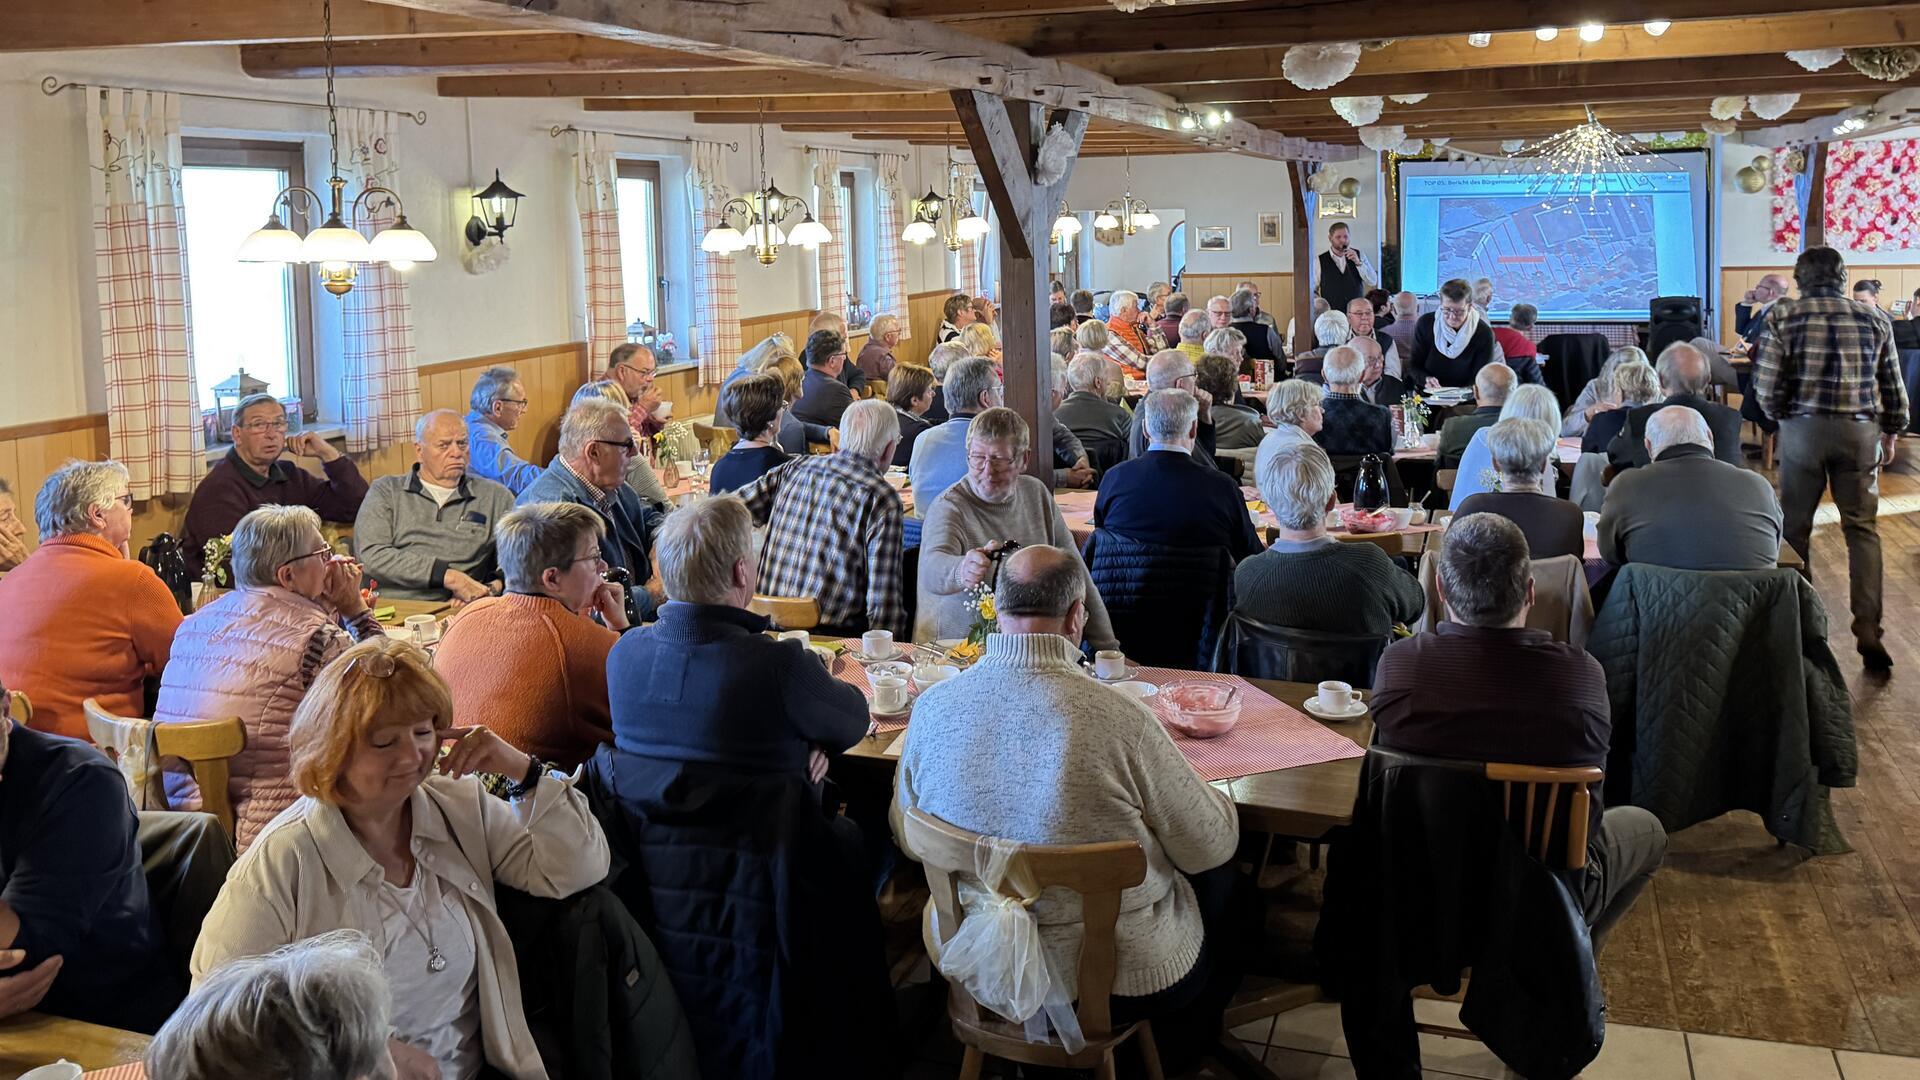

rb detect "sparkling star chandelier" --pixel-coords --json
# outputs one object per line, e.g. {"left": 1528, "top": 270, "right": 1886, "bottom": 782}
{"left": 1501, "top": 106, "right": 1669, "bottom": 199}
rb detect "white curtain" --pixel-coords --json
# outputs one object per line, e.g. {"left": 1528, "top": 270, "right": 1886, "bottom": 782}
{"left": 690, "top": 140, "right": 742, "bottom": 386}
{"left": 574, "top": 131, "right": 628, "bottom": 365}
{"left": 875, "top": 153, "right": 910, "bottom": 340}
{"left": 87, "top": 89, "right": 203, "bottom": 500}
{"left": 811, "top": 148, "right": 848, "bottom": 321}
{"left": 338, "top": 109, "right": 422, "bottom": 454}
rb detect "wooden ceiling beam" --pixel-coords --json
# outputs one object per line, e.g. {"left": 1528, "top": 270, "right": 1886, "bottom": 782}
{"left": 1237, "top": 86, "right": 1891, "bottom": 120}
{"left": 374, "top": 0, "right": 1348, "bottom": 160}
{"left": 1172, "top": 70, "right": 1909, "bottom": 107}
{"left": 438, "top": 71, "right": 909, "bottom": 97}
{"left": 701, "top": 111, "right": 961, "bottom": 124}
{"left": 1094, "top": 6, "right": 1920, "bottom": 83}
{"left": 585, "top": 94, "right": 951, "bottom": 112}
{"left": 240, "top": 34, "right": 752, "bottom": 77}
{"left": 10, "top": 0, "right": 525, "bottom": 50}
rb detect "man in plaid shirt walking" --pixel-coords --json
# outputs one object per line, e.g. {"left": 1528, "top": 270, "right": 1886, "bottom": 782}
{"left": 736, "top": 398, "right": 907, "bottom": 638}
{"left": 1755, "top": 246, "right": 1910, "bottom": 671}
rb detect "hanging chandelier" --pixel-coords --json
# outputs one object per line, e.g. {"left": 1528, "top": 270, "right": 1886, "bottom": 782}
{"left": 1092, "top": 152, "right": 1159, "bottom": 236}
{"left": 236, "top": 0, "right": 435, "bottom": 296}
{"left": 902, "top": 135, "right": 988, "bottom": 250}
{"left": 1501, "top": 106, "right": 1670, "bottom": 199}
{"left": 1049, "top": 200, "right": 1083, "bottom": 248}
{"left": 699, "top": 118, "right": 830, "bottom": 266}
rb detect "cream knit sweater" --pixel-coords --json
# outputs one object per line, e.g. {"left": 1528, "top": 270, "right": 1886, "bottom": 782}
{"left": 890, "top": 632, "right": 1239, "bottom": 997}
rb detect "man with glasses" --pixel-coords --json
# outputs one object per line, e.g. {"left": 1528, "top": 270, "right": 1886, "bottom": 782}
{"left": 519, "top": 398, "right": 667, "bottom": 623}
{"left": 352, "top": 410, "right": 515, "bottom": 604}
{"left": 790, "top": 329, "right": 858, "bottom": 428}
{"left": 1127, "top": 351, "right": 1220, "bottom": 470}
{"left": 183, "top": 393, "right": 368, "bottom": 582}
{"left": 606, "top": 342, "right": 668, "bottom": 448}
{"left": 464, "top": 365, "right": 540, "bottom": 494}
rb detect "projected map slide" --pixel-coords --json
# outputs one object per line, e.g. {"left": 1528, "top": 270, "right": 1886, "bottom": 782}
{"left": 1400, "top": 170, "right": 1699, "bottom": 321}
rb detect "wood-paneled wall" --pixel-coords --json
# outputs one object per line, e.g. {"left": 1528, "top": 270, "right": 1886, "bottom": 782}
{"left": 1180, "top": 272, "right": 1296, "bottom": 341}
{"left": 738, "top": 307, "right": 872, "bottom": 371}
{"left": 903, "top": 288, "right": 956, "bottom": 369}
{"left": 1719, "top": 265, "right": 1919, "bottom": 341}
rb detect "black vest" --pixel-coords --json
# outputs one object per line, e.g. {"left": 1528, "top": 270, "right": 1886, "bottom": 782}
{"left": 1232, "top": 319, "right": 1279, "bottom": 361}
{"left": 1318, "top": 250, "right": 1365, "bottom": 312}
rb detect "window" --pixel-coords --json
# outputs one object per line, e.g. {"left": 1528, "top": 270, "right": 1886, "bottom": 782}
{"left": 181, "top": 139, "right": 314, "bottom": 416}
{"left": 616, "top": 159, "right": 666, "bottom": 339}
{"left": 839, "top": 170, "right": 872, "bottom": 329}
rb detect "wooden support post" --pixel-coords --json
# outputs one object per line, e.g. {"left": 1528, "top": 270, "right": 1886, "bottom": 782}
{"left": 953, "top": 90, "right": 1088, "bottom": 487}
{"left": 1287, "top": 161, "right": 1315, "bottom": 356}
{"left": 1804, "top": 141, "right": 1830, "bottom": 250}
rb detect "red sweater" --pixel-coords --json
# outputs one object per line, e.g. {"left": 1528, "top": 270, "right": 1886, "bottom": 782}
{"left": 432, "top": 593, "right": 618, "bottom": 769}
{"left": 0, "top": 534, "right": 182, "bottom": 740}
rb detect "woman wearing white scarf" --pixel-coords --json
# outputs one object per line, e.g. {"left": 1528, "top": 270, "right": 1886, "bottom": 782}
{"left": 1409, "top": 278, "right": 1497, "bottom": 388}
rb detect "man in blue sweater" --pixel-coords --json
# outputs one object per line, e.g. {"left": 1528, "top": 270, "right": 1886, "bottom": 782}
{"left": 1096, "top": 389, "right": 1261, "bottom": 561}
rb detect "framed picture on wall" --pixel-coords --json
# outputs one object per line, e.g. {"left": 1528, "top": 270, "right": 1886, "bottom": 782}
{"left": 1318, "top": 194, "right": 1357, "bottom": 218}
{"left": 1196, "top": 225, "right": 1232, "bottom": 251}
{"left": 1257, "top": 213, "right": 1284, "bottom": 245}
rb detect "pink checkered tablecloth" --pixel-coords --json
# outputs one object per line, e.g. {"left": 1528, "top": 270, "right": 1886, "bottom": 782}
{"left": 83, "top": 1066, "right": 146, "bottom": 1080}
{"left": 1133, "top": 668, "right": 1366, "bottom": 782}
{"left": 828, "top": 647, "right": 915, "bottom": 732}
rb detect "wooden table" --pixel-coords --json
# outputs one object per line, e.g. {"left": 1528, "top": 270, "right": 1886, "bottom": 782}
{"left": 846, "top": 677, "right": 1371, "bottom": 840}
{"left": 377, "top": 598, "right": 451, "bottom": 624}
{"left": 0, "top": 1012, "right": 149, "bottom": 1079}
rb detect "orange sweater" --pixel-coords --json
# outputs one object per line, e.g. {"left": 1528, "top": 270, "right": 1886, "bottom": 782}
{"left": 432, "top": 593, "right": 618, "bottom": 769}
{"left": 0, "top": 534, "right": 182, "bottom": 740}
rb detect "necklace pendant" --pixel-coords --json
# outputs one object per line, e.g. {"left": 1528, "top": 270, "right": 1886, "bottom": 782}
{"left": 427, "top": 947, "right": 448, "bottom": 973}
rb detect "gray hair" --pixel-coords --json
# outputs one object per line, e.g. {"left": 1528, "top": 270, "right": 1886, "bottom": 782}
{"left": 232, "top": 505, "right": 325, "bottom": 590}
{"left": 1142, "top": 388, "right": 1199, "bottom": 443}
{"left": 495, "top": 502, "right": 605, "bottom": 593}
{"left": 1508, "top": 303, "right": 1538, "bottom": 331}
{"left": 1473, "top": 361, "right": 1516, "bottom": 406}
{"left": 558, "top": 398, "right": 628, "bottom": 458}
{"left": 1393, "top": 291, "right": 1418, "bottom": 316}
{"left": 144, "top": 931, "right": 391, "bottom": 1080}
{"left": 1438, "top": 511, "right": 1532, "bottom": 627}
{"left": 1258, "top": 442, "right": 1336, "bottom": 530}
{"left": 34, "top": 459, "right": 129, "bottom": 538}
{"left": 738, "top": 332, "right": 795, "bottom": 374}
{"left": 1074, "top": 319, "right": 1110, "bottom": 352}
{"left": 655, "top": 494, "right": 753, "bottom": 605}
{"left": 571, "top": 378, "right": 631, "bottom": 410}
{"left": 1472, "top": 277, "right": 1494, "bottom": 308}
{"left": 967, "top": 406, "right": 1032, "bottom": 455}
{"left": 233, "top": 393, "right": 282, "bottom": 428}
{"left": 840, "top": 398, "right": 902, "bottom": 460}
{"left": 1144, "top": 349, "right": 1194, "bottom": 391}
{"left": 1655, "top": 341, "right": 1709, "bottom": 396}
{"left": 1112, "top": 289, "right": 1140, "bottom": 314}
{"left": 1499, "top": 383, "right": 1561, "bottom": 427}
{"left": 1314, "top": 310, "right": 1353, "bottom": 348}
{"left": 1266, "top": 379, "right": 1326, "bottom": 426}
{"left": 1230, "top": 287, "right": 1258, "bottom": 319}
{"left": 1178, "top": 309, "right": 1210, "bottom": 343}
{"left": 1067, "top": 351, "right": 1109, "bottom": 393}
{"left": 1646, "top": 405, "right": 1713, "bottom": 458}
{"left": 1203, "top": 326, "right": 1246, "bottom": 359}
{"left": 1610, "top": 361, "right": 1661, "bottom": 407}
{"left": 1322, "top": 344, "right": 1366, "bottom": 386}
{"left": 468, "top": 366, "right": 521, "bottom": 415}
{"left": 944, "top": 356, "right": 1000, "bottom": 414}
{"left": 413, "top": 408, "right": 462, "bottom": 443}
{"left": 868, "top": 313, "right": 901, "bottom": 340}
{"left": 926, "top": 342, "right": 969, "bottom": 380}
{"left": 1486, "top": 418, "right": 1556, "bottom": 477}
{"left": 1051, "top": 357, "right": 1070, "bottom": 396}
{"left": 994, "top": 545, "right": 1086, "bottom": 618}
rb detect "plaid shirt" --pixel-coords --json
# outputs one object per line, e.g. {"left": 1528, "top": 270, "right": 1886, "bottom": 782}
{"left": 736, "top": 450, "right": 906, "bottom": 636}
{"left": 1102, "top": 338, "right": 1146, "bottom": 375}
{"left": 1755, "top": 289, "right": 1909, "bottom": 433}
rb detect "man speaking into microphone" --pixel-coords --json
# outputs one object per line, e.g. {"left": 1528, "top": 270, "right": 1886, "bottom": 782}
{"left": 1316, "top": 221, "right": 1378, "bottom": 315}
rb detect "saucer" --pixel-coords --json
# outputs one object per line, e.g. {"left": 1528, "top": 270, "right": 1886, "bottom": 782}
{"left": 1090, "top": 663, "right": 1142, "bottom": 683}
{"left": 1303, "top": 697, "right": 1368, "bottom": 721}
{"left": 1110, "top": 681, "right": 1159, "bottom": 700}
{"left": 849, "top": 643, "right": 904, "bottom": 664}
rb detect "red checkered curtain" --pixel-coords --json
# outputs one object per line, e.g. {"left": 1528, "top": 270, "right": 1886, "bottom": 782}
{"left": 811, "top": 148, "right": 848, "bottom": 321}
{"left": 574, "top": 131, "right": 628, "bottom": 362}
{"left": 957, "top": 169, "right": 981, "bottom": 298}
{"left": 875, "top": 153, "right": 910, "bottom": 341}
{"left": 87, "top": 89, "right": 203, "bottom": 500}
{"left": 691, "top": 140, "right": 741, "bottom": 385}
{"left": 338, "top": 110, "right": 422, "bottom": 454}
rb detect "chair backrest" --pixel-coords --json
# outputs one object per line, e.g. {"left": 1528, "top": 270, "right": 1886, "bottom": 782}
{"left": 1413, "top": 548, "right": 1592, "bottom": 647}
{"left": 900, "top": 807, "right": 1147, "bottom": 1040}
{"left": 692, "top": 420, "right": 739, "bottom": 460}
{"left": 749, "top": 594, "right": 821, "bottom": 630}
{"left": 85, "top": 699, "right": 165, "bottom": 809}
{"left": 5, "top": 690, "right": 29, "bottom": 725}
{"left": 1212, "top": 611, "right": 1389, "bottom": 688}
{"left": 1488, "top": 762, "right": 1604, "bottom": 871}
{"left": 86, "top": 698, "right": 246, "bottom": 838}
{"left": 1436, "top": 468, "right": 1459, "bottom": 492}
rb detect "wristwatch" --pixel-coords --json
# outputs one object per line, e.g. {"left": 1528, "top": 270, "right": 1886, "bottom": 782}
{"left": 506, "top": 753, "right": 543, "bottom": 798}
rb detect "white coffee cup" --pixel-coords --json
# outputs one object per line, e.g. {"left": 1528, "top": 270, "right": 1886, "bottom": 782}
{"left": 862, "top": 629, "right": 895, "bottom": 659}
{"left": 873, "top": 675, "right": 910, "bottom": 713}
{"left": 652, "top": 400, "right": 674, "bottom": 420}
{"left": 1094, "top": 650, "right": 1127, "bottom": 679}
{"left": 777, "top": 629, "right": 811, "bottom": 646}
{"left": 18, "top": 1061, "right": 83, "bottom": 1080}
{"left": 1317, "top": 680, "right": 1355, "bottom": 714}
{"left": 404, "top": 614, "right": 438, "bottom": 645}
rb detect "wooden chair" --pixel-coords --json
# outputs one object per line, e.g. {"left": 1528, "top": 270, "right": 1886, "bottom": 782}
{"left": 691, "top": 420, "right": 739, "bottom": 460}
{"left": 806, "top": 428, "right": 843, "bottom": 455}
{"left": 1435, "top": 468, "right": 1458, "bottom": 492}
{"left": 84, "top": 699, "right": 247, "bottom": 841}
{"left": 4, "top": 690, "right": 28, "bottom": 725}
{"left": 748, "top": 594, "right": 821, "bottom": 630}
{"left": 900, "top": 807, "right": 1163, "bottom": 1080}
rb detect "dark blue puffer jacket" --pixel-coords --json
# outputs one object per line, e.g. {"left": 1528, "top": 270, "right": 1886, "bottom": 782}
{"left": 1083, "top": 528, "right": 1236, "bottom": 670}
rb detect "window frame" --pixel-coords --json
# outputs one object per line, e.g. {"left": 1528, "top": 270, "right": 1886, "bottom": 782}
{"left": 180, "top": 137, "right": 317, "bottom": 421}
{"left": 615, "top": 158, "right": 668, "bottom": 339}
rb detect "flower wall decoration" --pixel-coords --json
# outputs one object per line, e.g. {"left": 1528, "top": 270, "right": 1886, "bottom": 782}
{"left": 1769, "top": 145, "right": 1802, "bottom": 253}
{"left": 1822, "top": 138, "right": 1920, "bottom": 251}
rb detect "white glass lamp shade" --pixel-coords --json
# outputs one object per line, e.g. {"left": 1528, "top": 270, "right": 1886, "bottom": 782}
{"left": 1134, "top": 208, "right": 1160, "bottom": 229}
{"left": 701, "top": 224, "right": 746, "bottom": 253}
{"left": 745, "top": 220, "right": 786, "bottom": 250}
{"left": 902, "top": 219, "right": 937, "bottom": 245}
{"left": 1053, "top": 212, "right": 1083, "bottom": 236}
{"left": 300, "top": 216, "right": 373, "bottom": 265}
{"left": 788, "top": 215, "right": 832, "bottom": 248}
{"left": 1093, "top": 211, "right": 1121, "bottom": 230}
{"left": 955, "top": 212, "right": 989, "bottom": 240}
{"left": 367, "top": 218, "right": 438, "bottom": 264}
{"left": 1643, "top": 19, "right": 1670, "bottom": 35}
{"left": 1535, "top": 26, "right": 1559, "bottom": 40}
{"left": 237, "top": 218, "right": 305, "bottom": 262}
{"left": 1577, "top": 22, "right": 1604, "bottom": 42}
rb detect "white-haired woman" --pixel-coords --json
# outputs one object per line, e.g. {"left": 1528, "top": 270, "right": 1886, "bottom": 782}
{"left": 1293, "top": 309, "right": 1356, "bottom": 382}
{"left": 1255, "top": 379, "right": 1327, "bottom": 483}
{"left": 0, "top": 459, "right": 181, "bottom": 742}
{"left": 1559, "top": 345, "right": 1644, "bottom": 438}
{"left": 1580, "top": 358, "right": 1662, "bottom": 456}
{"left": 154, "top": 505, "right": 385, "bottom": 851}
{"left": 721, "top": 331, "right": 795, "bottom": 395}
{"left": 1448, "top": 383, "right": 1563, "bottom": 510}
{"left": 1455, "top": 418, "right": 1585, "bottom": 558}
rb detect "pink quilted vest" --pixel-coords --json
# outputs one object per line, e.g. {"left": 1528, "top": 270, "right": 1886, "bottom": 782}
{"left": 153, "top": 586, "right": 351, "bottom": 852}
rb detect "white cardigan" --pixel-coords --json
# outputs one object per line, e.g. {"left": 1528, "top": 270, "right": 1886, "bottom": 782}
{"left": 191, "top": 771, "right": 611, "bottom": 1080}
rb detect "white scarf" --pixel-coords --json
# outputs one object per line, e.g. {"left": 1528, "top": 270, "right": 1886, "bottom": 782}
{"left": 1433, "top": 306, "right": 1483, "bottom": 360}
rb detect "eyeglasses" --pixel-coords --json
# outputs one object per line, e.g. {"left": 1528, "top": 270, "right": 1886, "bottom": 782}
{"left": 567, "top": 552, "right": 608, "bottom": 569}
{"left": 278, "top": 545, "right": 333, "bottom": 570}
{"left": 500, "top": 398, "right": 529, "bottom": 407}
{"left": 594, "top": 437, "right": 638, "bottom": 455}
{"left": 240, "top": 419, "right": 291, "bottom": 433}
{"left": 114, "top": 493, "right": 134, "bottom": 508}
{"left": 618, "top": 362, "right": 657, "bottom": 379}
{"left": 345, "top": 650, "right": 398, "bottom": 679}
{"left": 967, "top": 452, "right": 1020, "bottom": 468}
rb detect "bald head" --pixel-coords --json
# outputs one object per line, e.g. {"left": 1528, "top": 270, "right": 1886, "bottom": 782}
{"left": 1645, "top": 405, "right": 1713, "bottom": 460}
{"left": 1144, "top": 349, "right": 1195, "bottom": 390}
{"left": 1474, "top": 362, "right": 1516, "bottom": 406}
{"left": 1655, "top": 342, "right": 1710, "bottom": 397}
{"left": 414, "top": 409, "right": 470, "bottom": 486}
{"left": 993, "top": 544, "right": 1089, "bottom": 639}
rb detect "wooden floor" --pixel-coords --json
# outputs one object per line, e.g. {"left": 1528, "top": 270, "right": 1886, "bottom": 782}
{"left": 1597, "top": 447, "right": 1920, "bottom": 1055}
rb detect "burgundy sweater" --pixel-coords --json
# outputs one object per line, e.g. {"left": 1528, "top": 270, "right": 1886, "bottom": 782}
{"left": 181, "top": 449, "right": 368, "bottom": 579}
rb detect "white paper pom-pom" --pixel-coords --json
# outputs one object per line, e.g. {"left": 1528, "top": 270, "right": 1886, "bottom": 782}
{"left": 1282, "top": 42, "right": 1363, "bottom": 90}
{"left": 1331, "top": 96, "right": 1384, "bottom": 126}
{"left": 1701, "top": 119, "right": 1739, "bottom": 136}
{"left": 1500, "top": 138, "right": 1527, "bottom": 153}
{"left": 1034, "top": 122, "right": 1077, "bottom": 185}
{"left": 1709, "top": 96, "right": 1746, "bottom": 120}
{"left": 1305, "top": 169, "right": 1337, "bottom": 193}
{"left": 461, "top": 235, "right": 511, "bottom": 275}
{"left": 1748, "top": 93, "right": 1801, "bottom": 121}
{"left": 1358, "top": 124, "right": 1406, "bottom": 152}
{"left": 1786, "top": 48, "right": 1845, "bottom": 72}
{"left": 1397, "top": 138, "right": 1426, "bottom": 155}
{"left": 1389, "top": 93, "right": 1429, "bottom": 104}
